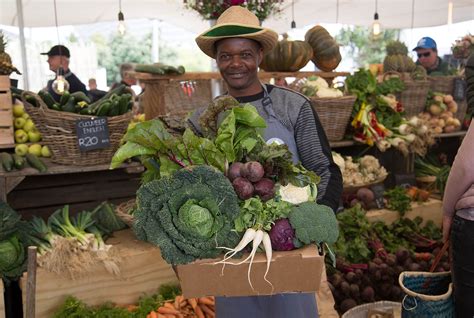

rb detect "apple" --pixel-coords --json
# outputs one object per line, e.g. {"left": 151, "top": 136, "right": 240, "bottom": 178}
{"left": 41, "top": 145, "right": 52, "bottom": 158}
{"left": 28, "top": 130, "right": 42, "bottom": 143}
{"left": 28, "top": 144, "right": 42, "bottom": 157}
{"left": 22, "top": 113, "right": 30, "bottom": 120}
{"left": 14, "top": 117, "right": 26, "bottom": 129}
{"left": 14, "top": 129, "right": 28, "bottom": 143}
{"left": 15, "top": 144, "right": 29, "bottom": 157}
{"left": 23, "top": 119, "right": 36, "bottom": 132}
{"left": 12, "top": 104, "right": 25, "bottom": 117}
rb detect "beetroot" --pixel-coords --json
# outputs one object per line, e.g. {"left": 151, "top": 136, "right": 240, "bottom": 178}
{"left": 240, "top": 161, "right": 265, "bottom": 182}
{"left": 232, "top": 177, "right": 254, "bottom": 200}
{"left": 340, "top": 298, "right": 357, "bottom": 313}
{"left": 254, "top": 178, "right": 275, "bottom": 201}
{"left": 361, "top": 286, "right": 375, "bottom": 302}
{"left": 227, "top": 162, "right": 243, "bottom": 181}
{"left": 269, "top": 218, "right": 295, "bottom": 251}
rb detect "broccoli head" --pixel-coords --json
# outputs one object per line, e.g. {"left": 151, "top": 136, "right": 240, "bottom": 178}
{"left": 288, "top": 202, "right": 339, "bottom": 244}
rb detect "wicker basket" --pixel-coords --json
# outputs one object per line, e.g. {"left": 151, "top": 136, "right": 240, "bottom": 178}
{"left": 22, "top": 92, "right": 132, "bottom": 166}
{"left": 342, "top": 301, "right": 401, "bottom": 318}
{"left": 310, "top": 95, "right": 356, "bottom": 141}
{"left": 428, "top": 76, "right": 458, "bottom": 95}
{"left": 21, "top": 91, "right": 48, "bottom": 130}
{"left": 397, "top": 80, "right": 430, "bottom": 117}
{"left": 163, "top": 79, "right": 212, "bottom": 115}
{"left": 115, "top": 199, "right": 136, "bottom": 227}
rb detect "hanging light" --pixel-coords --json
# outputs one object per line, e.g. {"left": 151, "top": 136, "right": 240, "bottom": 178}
{"left": 52, "top": 67, "right": 70, "bottom": 95}
{"left": 51, "top": 0, "right": 69, "bottom": 95}
{"left": 290, "top": 0, "right": 296, "bottom": 28}
{"left": 371, "top": 0, "right": 382, "bottom": 39}
{"left": 118, "top": 0, "right": 126, "bottom": 35}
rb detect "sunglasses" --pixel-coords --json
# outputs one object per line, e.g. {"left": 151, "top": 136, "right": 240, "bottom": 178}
{"left": 417, "top": 52, "right": 431, "bottom": 58}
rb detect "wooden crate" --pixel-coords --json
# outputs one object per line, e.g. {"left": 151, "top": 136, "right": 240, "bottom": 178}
{"left": 0, "top": 279, "right": 4, "bottom": 318}
{"left": 21, "top": 229, "right": 177, "bottom": 318}
{"left": 0, "top": 76, "right": 14, "bottom": 149}
{"left": 365, "top": 198, "right": 443, "bottom": 226}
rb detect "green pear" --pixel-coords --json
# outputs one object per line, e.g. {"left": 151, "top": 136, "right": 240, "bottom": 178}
{"left": 15, "top": 144, "right": 29, "bottom": 156}
{"left": 41, "top": 145, "right": 52, "bottom": 158}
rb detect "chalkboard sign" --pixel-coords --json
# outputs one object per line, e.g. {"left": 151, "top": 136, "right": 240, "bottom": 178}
{"left": 453, "top": 78, "right": 466, "bottom": 101}
{"left": 370, "top": 183, "right": 385, "bottom": 209}
{"left": 75, "top": 117, "right": 110, "bottom": 152}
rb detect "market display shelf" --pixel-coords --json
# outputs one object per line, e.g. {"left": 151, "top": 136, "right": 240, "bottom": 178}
{"left": 434, "top": 130, "right": 467, "bottom": 138}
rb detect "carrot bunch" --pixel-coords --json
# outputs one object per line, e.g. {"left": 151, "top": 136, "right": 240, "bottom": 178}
{"left": 147, "top": 296, "right": 215, "bottom": 318}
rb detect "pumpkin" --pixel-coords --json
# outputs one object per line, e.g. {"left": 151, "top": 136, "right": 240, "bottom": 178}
{"left": 259, "top": 39, "right": 313, "bottom": 72}
{"left": 304, "top": 25, "right": 342, "bottom": 72}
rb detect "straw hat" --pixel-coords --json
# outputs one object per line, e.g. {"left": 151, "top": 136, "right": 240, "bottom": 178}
{"left": 195, "top": 6, "right": 278, "bottom": 59}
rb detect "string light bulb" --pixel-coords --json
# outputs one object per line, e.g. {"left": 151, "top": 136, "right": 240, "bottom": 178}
{"left": 52, "top": 67, "right": 70, "bottom": 95}
{"left": 290, "top": 0, "right": 296, "bottom": 29}
{"left": 118, "top": 0, "right": 126, "bottom": 35}
{"left": 371, "top": 0, "right": 383, "bottom": 39}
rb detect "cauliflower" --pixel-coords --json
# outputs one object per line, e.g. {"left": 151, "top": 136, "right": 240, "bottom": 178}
{"left": 278, "top": 183, "right": 317, "bottom": 205}
{"left": 316, "top": 87, "right": 344, "bottom": 98}
{"left": 306, "top": 76, "right": 329, "bottom": 89}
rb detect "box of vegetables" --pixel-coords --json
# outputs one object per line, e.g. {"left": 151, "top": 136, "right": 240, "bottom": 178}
{"left": 111, "top": 96, "right": 339, "bottom": 297}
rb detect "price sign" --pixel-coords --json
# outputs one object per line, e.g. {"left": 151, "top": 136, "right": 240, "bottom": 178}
{"left": 370, "top": 183, "right": 386, "bottom": 209}
{"left": 75, "top": 117, "right": 110, "bottom": 152}
{"left": 453, "top": 78, "right": 466, "bottom": 101}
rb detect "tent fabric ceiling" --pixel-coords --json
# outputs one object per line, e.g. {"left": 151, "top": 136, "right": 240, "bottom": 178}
{"left": 1, "top": 0, "right": 473, "bottom": 32}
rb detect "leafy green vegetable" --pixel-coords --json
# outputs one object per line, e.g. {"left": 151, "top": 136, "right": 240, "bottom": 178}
{"left": 0, "top": 200, "right": 21, "bottom": 241}
{"left": 0, "top": 235, "right": 25, "bottom": 278}
{"left": 134, "top": 165, "right": 241, "bottom": 264}
{"left": 90, "top": 202, "right": 127, "bottom": 235}
{"left": 288, "top": 202, "right": 339, "bottom": 244}
{"left": 384, "top": 186, "right": 412, "bottom": 216}
{"left": 234, "top": 197, "right": 292, "bottom": 232}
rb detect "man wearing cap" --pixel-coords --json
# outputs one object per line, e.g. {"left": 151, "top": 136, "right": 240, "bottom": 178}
{"left": 41, "top": 45, "right": 88, "bottom": 102}
{"left": 189, "top": 6, "right": 342, "bottom": 318}
{"left": 413, "top": 37, "right": 450, "bottom": 75}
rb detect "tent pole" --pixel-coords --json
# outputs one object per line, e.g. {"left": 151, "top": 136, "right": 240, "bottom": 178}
{"left": 16, "top": 0, "right": 29, "bottom": 90}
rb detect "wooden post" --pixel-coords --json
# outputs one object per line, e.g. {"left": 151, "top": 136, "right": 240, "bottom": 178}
{"left": 25, "top": 246, "right": 37, "bottom": 318}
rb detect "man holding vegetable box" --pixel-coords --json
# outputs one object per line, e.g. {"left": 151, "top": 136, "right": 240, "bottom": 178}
{"left": 189, "top": 6, "right": 342, "bottom": 318}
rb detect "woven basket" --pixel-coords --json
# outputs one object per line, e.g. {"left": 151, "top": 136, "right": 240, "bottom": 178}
{"left": 310, "top": 95, "right": 356, "bottom": 141}
{"left": 399, "top": 271, "right": 454, "bottom": 317}
{"left": 21, "top": 91, "right": 48, "bottom": 131}
{"left": 163, "top": 79, "right": 212, "bottom": 115}
{"left": 397, "top": 80, "right": 431, "bottom": 117}
{"left": 428, "top": 76, "right": 458, "bottom": 95}
{"left": 342, "top": 301, "right": 401, "bottom": 318}
{"left": 115, "top": 199, "right": 136, "bottom": 227}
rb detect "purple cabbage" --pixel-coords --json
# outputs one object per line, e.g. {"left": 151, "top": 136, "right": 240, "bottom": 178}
{"left": 269, "top": 218, "right": 296, "bottom": 251}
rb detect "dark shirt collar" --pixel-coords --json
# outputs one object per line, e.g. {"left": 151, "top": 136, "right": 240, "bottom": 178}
{"left": 233, "top": 84, "right": 273, "bottom": 103}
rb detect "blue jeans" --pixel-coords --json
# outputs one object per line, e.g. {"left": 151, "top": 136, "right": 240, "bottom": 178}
{"left": 451, "top": 214, "right": 474, "bottom": 318}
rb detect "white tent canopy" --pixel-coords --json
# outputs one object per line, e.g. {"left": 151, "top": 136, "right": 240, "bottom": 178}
{"left": 1, "top": 0, "right": 473, "bottom": 32}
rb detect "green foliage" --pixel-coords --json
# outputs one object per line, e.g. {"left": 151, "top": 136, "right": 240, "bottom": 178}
{"left": 336, "top": 26, "right": 400, "bottom": 67}
{"left": 134, "top": 165, "right": 241, "bottom": 265}
{"left": 234, "top": 198, "right": 292, "bottom": 232}
{"left": 0, "top": 200, "right": 21, "bottom": 240}
{"left": 384, "top": 186, "right": 412, "bottom": 216}
{"left": 288, "top": 202, "right": 339, "bottom": 244}
{"left": 90, "top": 202, "right": 127, "bottom": 235}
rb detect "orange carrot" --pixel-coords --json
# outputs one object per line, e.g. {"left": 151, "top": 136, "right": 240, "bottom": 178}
{"left": 174, "top": 295, "right": 183, "bottom": 309}
{"left": 157, "top": 314, "right": 167, "bottom": 318}
{"left": 157, "top": 306, "right": 181, "bottom": 315}
{"left": 189, "top": 298, "right": 198, "bottom": 310}
{"left": 126, "top": 304, "right": 138, "bottom": 312}
{"left": 149, "top": 311, "right": 158, "bottom": 318}
{"left": 199, "top": 304, "right": 215, "bottom": 317}
{"left": 198, "top": 297, "right": 215, "bottom": 306}
{"left": 194, "top": 304, "right": 205, "bottom": 318}
{"left": 164, "top": 302, "right": 176, "bottom": 310}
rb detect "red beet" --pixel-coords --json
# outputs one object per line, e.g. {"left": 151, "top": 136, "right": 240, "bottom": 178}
{"left": 254, "top": 178, "right": 275, "bottom": 201}
{"left": 232, "top": 177, "right": 254, "bottom": 200}
{"left": 240, "top": 161, "right": 265, "bottom": 182}
{"left": 227, "top": 162, "right": 244, "bottom": 181}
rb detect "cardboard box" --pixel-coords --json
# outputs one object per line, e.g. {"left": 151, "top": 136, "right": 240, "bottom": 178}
{"left": 177, "top": 244, "right": 324, "bottom": 298}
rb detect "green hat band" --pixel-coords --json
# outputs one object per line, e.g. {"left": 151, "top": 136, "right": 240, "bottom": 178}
{"left": 204, "top": 25, "right": 263, "bottom": 37}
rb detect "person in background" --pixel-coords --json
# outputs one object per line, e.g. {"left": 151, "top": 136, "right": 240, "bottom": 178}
{"left": 87, "top": 78, "right": 107, "bottom": 102}
{"left": 442, "top": 53, "right": 474, "bottom": 317}
{"left": 188, "top": 6, "right": 342, "bottom": 318}
{"left": 413, "top": 37, "right": 450, "bottom": 75}
{"left": 41, "top": 45, "right": 88, "bottom": 102}
{"left": 110, "top": 63, "right": 137, "bottom": 90}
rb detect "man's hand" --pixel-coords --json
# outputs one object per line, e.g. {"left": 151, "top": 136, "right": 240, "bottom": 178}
{"left": 442, "top": 214, "right": 452, "bottom": 243}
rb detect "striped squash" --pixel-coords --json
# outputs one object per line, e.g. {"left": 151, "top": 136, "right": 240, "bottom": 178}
{"left": 305, "top": 25, "right": 342, "bottom": 72}
{"left": 259, "top": 39, "right": 313, "bottom": 72}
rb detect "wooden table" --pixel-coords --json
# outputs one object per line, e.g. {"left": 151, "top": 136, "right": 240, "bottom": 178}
{"left": 134, "top": 71, "right": 350, "bottom": 119}
{"left": 0, "top": 160, "right": 144, "bottom": 217}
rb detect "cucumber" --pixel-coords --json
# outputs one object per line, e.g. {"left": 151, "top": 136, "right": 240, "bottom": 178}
{"left": 26, "top": 154, "right": 47, "bottom": 172}
{"left": 11, "top": 154, "right": 26, "bottom": 170}
{"left": 59, "top": 91, "right": 71, "bottom": 106}
{"left": 0, "top": 153, "right": 14, "bottom": 172}
{"left": 134, "top": 64, "right": 166, "bottom": 75}
{"left": 51, "top": 103, "right": 61, "bottom": 111}
{"left": 107, "top": 100, "right": 120, "bottom": 116}
{"left": 96, "top": 101, "right": 111, "bottom": 116}
{"left": 118, "top": 94, "right": 132, "bottom": 115}
{"left": 38, "top": 90, "right": 56, "bottom": 109}
{"left": 71, "top": 91, "right": 91, "bottom": 104}
{"left": 88, "top": 84, "right": 127, "bottom": 112}
{"left": 61, "top": 96, "right": 76, "bottom": 113}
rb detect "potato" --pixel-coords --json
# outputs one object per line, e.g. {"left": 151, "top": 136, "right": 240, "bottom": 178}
{"left": 434, "top": 95, "right": 444, "bottom": 103}
{"left": 447, "top": 101, "right": 458, "bottom": 114}
{"left": 444, "top": 125, "right": 456, "bottom": 133}
{"left": 443, "top": 94, "right": 454, "bottom": 104}
{"left": 429, "top": 104, "right": 442, "bottom": 116}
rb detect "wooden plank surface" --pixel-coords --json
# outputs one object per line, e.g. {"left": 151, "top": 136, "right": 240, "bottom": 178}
{"left": 134, "top": 71, "right": 351, "bottom": 81}
{"left": 0, "top": 279, "right": 4, "bottom": 318}
{"left": 365, "top": 198, "right": 443, "bottom": 226}
{"left": 21, "top": 229, "right": 177, "bottom": 318}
